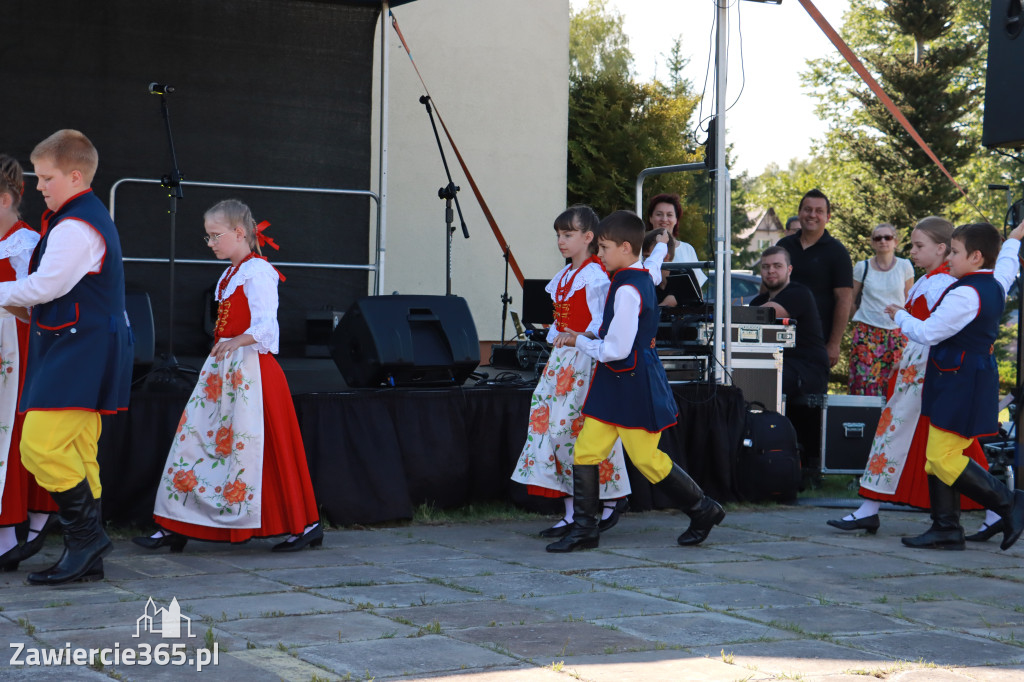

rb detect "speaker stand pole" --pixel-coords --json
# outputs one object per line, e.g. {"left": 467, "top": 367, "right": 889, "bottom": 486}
{"left": 418, "top": 95, "right": 469, "bottom": 295}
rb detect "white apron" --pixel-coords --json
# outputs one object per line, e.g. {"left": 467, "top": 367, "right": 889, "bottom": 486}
{"left": 0, "top": 314, "right": 19, "bottom": 515}
{"left": 154, "top": 343, "right": 265, "bottom": 528}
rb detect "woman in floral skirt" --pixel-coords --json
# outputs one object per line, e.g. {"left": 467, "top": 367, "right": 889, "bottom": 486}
{"left": 134, "top": 199, "right": 320, "bottom": 553}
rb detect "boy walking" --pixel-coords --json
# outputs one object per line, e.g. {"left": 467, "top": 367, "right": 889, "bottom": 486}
{"left": 0, "top": 130, "right": 132, "bottom": 584}
{"left": 887, "top": 221, "right": 1024, "bottom": 551}
{"left": 547, "top": 210, "right": 724, "bottom": 552}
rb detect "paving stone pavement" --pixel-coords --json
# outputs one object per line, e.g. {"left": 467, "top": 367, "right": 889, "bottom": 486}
{"left": 2, "top": 505, "right": 1024, "bottom": 681}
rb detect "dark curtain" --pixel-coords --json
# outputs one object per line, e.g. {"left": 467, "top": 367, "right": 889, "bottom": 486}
{"left": 3, "top": 0, "right": 378, "bottom": 357}
{"left": 99, "top": 384, "right": 745, "bottom": 526}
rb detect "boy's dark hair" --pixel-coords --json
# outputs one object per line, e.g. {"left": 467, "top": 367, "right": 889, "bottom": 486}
{"left": 598, "top": 210, "right": 645, "bottom": 256}
{"left": 952, "top": 222, "right": 1002, "bottom": 269}
{"left": 643, "top": 228, "right": 676, "bottom": 261}
{"left": 553, "top": 205, "right": 599, "bottom": 255}
{"left": 760, "top": 244, "right": 791, "bottom": 265}
{"left": 798, "top": 188, "right": 831, "bottom": 215}
{"left": 784, "top": 216, "right": 800, "bottom": 230}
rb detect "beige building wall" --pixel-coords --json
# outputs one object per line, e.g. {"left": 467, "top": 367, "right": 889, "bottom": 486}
{"left": 370, "top": 0, "right": 569, "bottom": 343}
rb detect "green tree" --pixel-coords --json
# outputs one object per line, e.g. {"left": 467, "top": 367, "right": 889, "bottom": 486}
{"left": 798, "top": 0, "right": 1017, "bottom": 251}
{"left": 567, "top": 1, "right": 751, "bottom": 264}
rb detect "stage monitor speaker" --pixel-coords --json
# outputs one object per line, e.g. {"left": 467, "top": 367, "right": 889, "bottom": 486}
{"left": 330, "top": 295, "right": 480, "bottom": 388}
{"left": 982, "top": 0, "right": 1024, "bottom": 148}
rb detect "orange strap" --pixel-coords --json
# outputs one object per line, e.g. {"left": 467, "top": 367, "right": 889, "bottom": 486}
{"left": 390, "top": 11, "right": 526, "bottom": 287}
{"left": 797, "top": 0, "right": 988, "bottom": 223}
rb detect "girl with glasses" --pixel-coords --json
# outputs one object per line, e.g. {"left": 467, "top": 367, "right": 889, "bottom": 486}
{"left": 134, "top": 199, "right": 322, "bottom": 553}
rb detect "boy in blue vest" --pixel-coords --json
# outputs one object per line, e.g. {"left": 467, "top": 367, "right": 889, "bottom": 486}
{"left": 547, "top": 210, "right": 724, "bottom": 552}
{"left": 887, "top": 221, "right": 1024, "bottom": 551}
{"left": 0, "top": 130, "right": 132, "bottom": 584}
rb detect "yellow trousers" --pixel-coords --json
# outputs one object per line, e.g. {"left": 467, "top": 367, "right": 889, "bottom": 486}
{"left": 924, "top": 424, "right": 973, "bottom": 487}
{"left": 574, "top": 417, "right": 673, "bottom": 483}
{"left": 20, "top": 410, "right": 103, "bottom": 497}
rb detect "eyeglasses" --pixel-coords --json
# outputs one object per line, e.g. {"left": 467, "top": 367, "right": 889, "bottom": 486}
{"left": 871, "top": 234, "right": 895, "bottom": 242}
{"left": 203, "top": 232, "right": 230, "bottom": 245}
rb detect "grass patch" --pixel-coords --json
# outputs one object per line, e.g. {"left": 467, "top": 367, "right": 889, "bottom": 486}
{"left": 412, "top": 501, "right": 536, "bottom": 524}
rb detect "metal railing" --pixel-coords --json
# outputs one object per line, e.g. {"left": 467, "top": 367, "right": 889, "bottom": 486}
{"left": 109, "top": 178, "right": 382, "bottom": 292}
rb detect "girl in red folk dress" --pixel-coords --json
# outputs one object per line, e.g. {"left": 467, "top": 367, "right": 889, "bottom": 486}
{"left": 511, "top": 206, "right": 633, "bottom": 538}
{"left": 828, "top": 217, "right": 997, "bottom": 538}
{"left": 133, "top": 199, "right": 321, "bottom": 552}
{"left": 0, "top": 155, "right": 58, "bottom": 572}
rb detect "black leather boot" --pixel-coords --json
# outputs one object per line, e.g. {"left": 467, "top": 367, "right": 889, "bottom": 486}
{"left": 951, "top": 460, "right": 1024, "bottom": 551}
{"left": 546, "top": 465, "right": 600, "bottom": 552}
{"left": 901, "top": 476, "right": 964, "bottom": 550}
{"left": 654, "top": 463, "right": 725, "bottom": 546}
{"left": 27, "top": 481, "right": 111, "bottom": 585}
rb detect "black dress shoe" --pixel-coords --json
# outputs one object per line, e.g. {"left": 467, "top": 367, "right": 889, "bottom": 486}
{"left": 132, "top": 532, "right": 188, "bottom": 553}
{"left": 598, "top": 498, "right": 628, "bottom": 533}
{"left": 14, "top": 514, "right": 59, "bottom": 564}
{"left": 539, "top": 518, "right": 573, "bottom": 538}
{"left": 271, "top": 523, "right": 324, "bottom": 552}
{"left": 826, "top": 515, "right": 880, "bottom": 534}
{"left": 0, "top": 544, "right": 21, "bottom": 572}
{"left": 966, "top": 519, "right": 1004, "bottom": 542}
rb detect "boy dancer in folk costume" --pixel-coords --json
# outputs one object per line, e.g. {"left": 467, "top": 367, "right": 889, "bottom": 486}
{"left": 0, "top": 130, "right": 133, "bottom": 585}
{"left": 0, "top": 155, "right": 58, "bottom": 572}
{"left": 886, "top": 221, "right": 1024, "bottom": 551}
{"left": 546, "top": 210, "right": 724, "bottom": 553}
{"left": 135, "top": 199, "right": 321, "bottom": 552}
{"left": 828, "top": 218, "right": 996, "bottom": 539}
{"left": 511, "top": 206, "right": 632, "bottom": 537}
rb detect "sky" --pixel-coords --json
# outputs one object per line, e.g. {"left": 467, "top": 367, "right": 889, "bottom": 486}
{"left": 570, "top": 0, "right": 853, "bottom": 177}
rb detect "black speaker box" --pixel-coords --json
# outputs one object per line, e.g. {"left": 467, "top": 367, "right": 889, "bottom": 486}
{"left": 330, "top": 295, "right": 480, "bottom": 388}
{"left": 983, "top": 0, "right": 1024, "bottom": 148}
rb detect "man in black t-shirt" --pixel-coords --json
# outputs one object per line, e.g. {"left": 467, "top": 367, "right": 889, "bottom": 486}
{"left": 750, "top": 246, "right": 829, "bottom": 398}
{"left": 775, "top": 189, "right": 853, "bottom": 368}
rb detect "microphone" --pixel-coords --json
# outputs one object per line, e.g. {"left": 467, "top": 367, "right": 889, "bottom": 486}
{"left": 148, "top": 82, "right": 175, "bottom": 95}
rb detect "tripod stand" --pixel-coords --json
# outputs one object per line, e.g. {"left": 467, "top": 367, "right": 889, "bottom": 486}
{"left": 419, "top": 95, "right": 469, "bottom": 295}
{"left": 143, "top": 82, "right": 197, "bottom": 390}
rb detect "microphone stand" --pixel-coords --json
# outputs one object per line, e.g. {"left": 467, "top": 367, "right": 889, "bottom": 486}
{"left": 500, "top": 246, "right": 512, "bottom": 342}
{"left": 418, "top": 95, "right": 469, "bottom": 295}
{"left": 144, "top": 85, "right": 198, "bottom": 390}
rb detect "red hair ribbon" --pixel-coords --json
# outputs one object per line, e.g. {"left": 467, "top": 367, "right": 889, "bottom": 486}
{"left": 255, "top": 220, "right": 279, "bottom": 251}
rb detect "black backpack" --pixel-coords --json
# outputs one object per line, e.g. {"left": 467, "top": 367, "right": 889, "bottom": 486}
{"left": 737, "top": 402, "right": 801, "bottom": 502}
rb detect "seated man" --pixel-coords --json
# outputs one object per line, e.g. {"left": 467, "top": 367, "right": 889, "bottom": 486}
{"left": 749, "top": 246, "right": 829, "bottom": 399}
{"left": 749, "top": 246, "right": 830, "bottom": 481}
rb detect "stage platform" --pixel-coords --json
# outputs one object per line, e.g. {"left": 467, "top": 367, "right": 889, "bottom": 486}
{"left": 98, "top": 358, "right": 746, "bottom": 527}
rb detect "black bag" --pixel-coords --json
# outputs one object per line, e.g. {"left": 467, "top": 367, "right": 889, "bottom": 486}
{"left": 737, "top": 402, "right": 801, "bottom": 502}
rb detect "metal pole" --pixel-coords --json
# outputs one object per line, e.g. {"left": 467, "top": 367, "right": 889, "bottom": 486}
{"left": 376, "top": 0, "right": 390, "bottom": 296}
{"left": 714, "top": 0, "right": 733, "bottom": 382}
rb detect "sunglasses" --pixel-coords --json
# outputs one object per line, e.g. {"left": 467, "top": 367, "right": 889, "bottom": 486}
{"left": 871, "top": 234, "right": 895, "bottom": 242}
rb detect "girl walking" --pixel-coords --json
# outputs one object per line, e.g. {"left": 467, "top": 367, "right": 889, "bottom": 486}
{"left": 134, "top": 199, "right": 321, "bottom": 552}
{"left": 511, "top": 206, "right": 630, "bottom": 537}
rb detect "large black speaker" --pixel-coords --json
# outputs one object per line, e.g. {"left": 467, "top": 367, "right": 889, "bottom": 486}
{"left": 330, "top": 295, "right": 480, "bottom": 388}
{"left": 983, "top": 0, "right": 1024, "bottom": 148}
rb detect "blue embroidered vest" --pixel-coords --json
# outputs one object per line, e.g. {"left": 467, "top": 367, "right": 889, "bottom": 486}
{"left": 21, "top": 190, "right": 133, "bottom": 413}
{"left": 582, "top": 267, "right": 677, "bottom": 433}
{"left": 921, "top": 272, "right": 1004, "bottom": 438}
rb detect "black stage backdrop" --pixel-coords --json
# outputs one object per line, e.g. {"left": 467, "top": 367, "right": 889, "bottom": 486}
{"left": 3, "top": 1, "right": 379, "bottom": 357}
{"left": 99, "top": 384, "right": 747, "bottom": 527}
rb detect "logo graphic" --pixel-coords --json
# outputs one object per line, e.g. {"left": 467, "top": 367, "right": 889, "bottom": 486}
{"left": 134, "top": 597, "right": 195, "bottom": 639}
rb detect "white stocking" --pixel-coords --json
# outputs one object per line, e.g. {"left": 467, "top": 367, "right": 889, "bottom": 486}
{"left": 843, "top": 499, "right": 880, "bottom": 521}
{"left": 26, "top": 512, "right": 51, "bottom": 542}
{"left": 0, "top": 526, "right": 16, "bottom": 555}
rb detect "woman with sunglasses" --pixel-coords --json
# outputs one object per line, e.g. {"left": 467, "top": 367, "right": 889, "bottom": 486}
{"left": 848, "top": 223, "right": 914, "bottom": 396}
